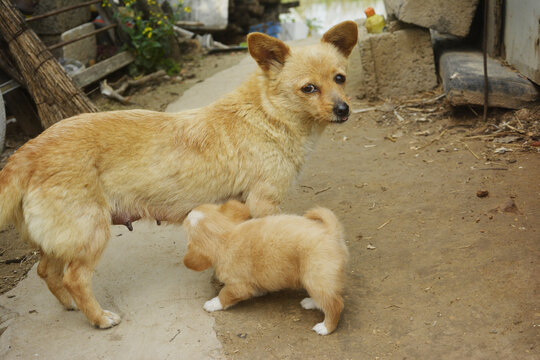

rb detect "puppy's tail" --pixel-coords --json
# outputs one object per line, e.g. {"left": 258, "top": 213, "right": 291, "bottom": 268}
{"left": 304, "top": 207, "right": 343, "bottom": 241}
{"left": 0, "top": 162, "right": 25, "bottom": 230}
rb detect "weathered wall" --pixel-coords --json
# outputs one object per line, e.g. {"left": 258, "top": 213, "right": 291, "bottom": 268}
{"left": 504, "top": 0, "right": 540, "bottom": 85}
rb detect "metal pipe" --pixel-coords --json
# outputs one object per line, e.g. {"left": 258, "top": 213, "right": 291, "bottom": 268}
{"left": 26, "top": 0, "right": 101, "bottom": 23}
{"left": 48, "top": 24, "right": 117, "bottom": 51}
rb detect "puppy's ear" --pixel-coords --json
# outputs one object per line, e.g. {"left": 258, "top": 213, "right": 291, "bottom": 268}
{"left": 220, "top": 200, "right": 251, "bottom": 222}
{"left": 248, "top": 33, "right": 290, "bottom": 72}
{"left": 321, "top": 21, "right": 358, "bottom": 58}
{"left": 184, "top": 250, "right": 212, "bottom": 272}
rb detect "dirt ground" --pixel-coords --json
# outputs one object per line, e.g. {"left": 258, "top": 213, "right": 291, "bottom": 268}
{"left": 212, "top": 103, "right": 539, "bottom": 359}
{"left": 1, "top": 51, "right": 539, "bottom": 359}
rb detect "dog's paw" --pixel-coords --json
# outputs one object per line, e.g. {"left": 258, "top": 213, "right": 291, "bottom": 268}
{"left": 65, "top": 300, "right": 78, "bottom": 311}
{"left": 203, "top": 297, "right": 223, "bottom": 312}
{"left": 96, "top": 310, "right": 121, "bottom": 329}
{"left": 301, "top": 297, "right": 318, "bottom": 310}
{"left": 312, "top": 322, "right": 329, "bottom": 336}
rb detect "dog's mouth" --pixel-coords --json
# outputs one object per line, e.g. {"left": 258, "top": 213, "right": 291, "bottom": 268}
{"left": 331, "top": 116, "right": 349, "bottom": 124}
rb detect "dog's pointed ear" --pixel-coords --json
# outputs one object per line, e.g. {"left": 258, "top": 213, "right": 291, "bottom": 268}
{"left": 248, "top": 33, "right": 290, "bottom": 72}
{"left": 321, "top": 21, "right": 358, "bottom": 58}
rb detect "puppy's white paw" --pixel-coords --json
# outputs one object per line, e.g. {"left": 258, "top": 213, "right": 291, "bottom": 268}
{"left": 312, "top": 322, "right": 329, "bottom": 335}
{"left": 301, "top": 297, "right": 318, "bottom": 310}
{"left": 97, "top": 310, "right": 121, "bottom": 329}
{"left": 187, "top": 210, "right": 205, "bottom": 226}
{"left": 203, "top": 297, "right": 223, "bottom": 312}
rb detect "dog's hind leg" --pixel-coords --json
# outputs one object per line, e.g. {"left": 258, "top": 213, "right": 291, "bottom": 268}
{"left": 37, "top": 251, "right": 77, "bottom": 310}
{"left": 304, "top": 287, "right": 344, "bottom": 335}
{"left": 62, "top": 222, "right": 120, "bottom": 329}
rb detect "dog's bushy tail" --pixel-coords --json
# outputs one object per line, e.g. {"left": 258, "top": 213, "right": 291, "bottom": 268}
{"left": 0, "top": 163, "right": 25, "bottom": 230}
{"left": 304, "top": 206, "right": 344, "bottom": 241}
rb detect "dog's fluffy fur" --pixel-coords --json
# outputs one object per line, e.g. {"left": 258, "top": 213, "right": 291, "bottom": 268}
{"left": 183, "top": 200, "right": 348, "bottom": 335}
{"left": 0, "top": 21, "right": 357, "bottom": 328}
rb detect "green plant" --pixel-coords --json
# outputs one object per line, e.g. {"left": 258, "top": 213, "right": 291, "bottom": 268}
{"left": 305, "top": 17, "right": 322, "bottom": 37}
{"left": 107, "top": 0, "right": 182, "bottom": 75}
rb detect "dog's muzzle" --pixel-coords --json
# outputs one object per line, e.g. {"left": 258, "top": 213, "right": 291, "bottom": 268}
{"left": 332, "top": 102, "right": 350, "bottom": 123}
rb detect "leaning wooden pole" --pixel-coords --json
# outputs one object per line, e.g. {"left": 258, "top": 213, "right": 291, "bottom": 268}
{"left": 0, "top": 0, "right": 98, "bottom": 129}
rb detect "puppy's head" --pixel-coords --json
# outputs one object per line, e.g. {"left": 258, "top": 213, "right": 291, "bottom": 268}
{"left": 183, "top": 201, "right": 251, "bottom": 271}
{"left": 247, "top": 21, "right": 358, "bottom": 125}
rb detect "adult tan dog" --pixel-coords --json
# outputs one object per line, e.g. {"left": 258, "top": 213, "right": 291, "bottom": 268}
{"left": 0, "top": 21, "right": 358, "bottom": 328}
{"left": 183, "top": 200, "right": 348, "bottom": 335}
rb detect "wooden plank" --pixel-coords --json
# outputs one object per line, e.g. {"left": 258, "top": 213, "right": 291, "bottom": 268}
{"left": 72, "top": 51, "right": 135, "bottom": 88}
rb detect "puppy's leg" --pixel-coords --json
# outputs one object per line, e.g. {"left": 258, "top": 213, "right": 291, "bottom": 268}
{"left": 37, "top": 251, "right": 76, "bottom": 310}
{"left": 305, "top": 288, "right": 344, "bottom": 335}
{"left": 62, "top": 223, "right": 120, "bottom": 329}
{"left": 203, "top": 284, "right": 257, "bottom": 312}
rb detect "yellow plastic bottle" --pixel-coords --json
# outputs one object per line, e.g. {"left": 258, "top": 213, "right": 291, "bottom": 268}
{"left": 364, "top": 7, "right": 385, "bottom": 34}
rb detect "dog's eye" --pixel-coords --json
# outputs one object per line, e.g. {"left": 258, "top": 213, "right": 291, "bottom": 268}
{"left": 301, "top": 84, "right": 318, "bottom": 93}
{"left": 335, "top": 74, "right": 346, "bottom": 84}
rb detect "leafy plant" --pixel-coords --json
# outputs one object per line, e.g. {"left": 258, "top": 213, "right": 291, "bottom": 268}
{"left": 305, "top": 17, "right": 322, "bottom": 37}
{"left": 106, "top": 0, "right": 183, "bottom": 75}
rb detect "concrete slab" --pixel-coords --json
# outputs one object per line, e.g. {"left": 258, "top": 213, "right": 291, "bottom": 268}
{"left": 0, "top": 223, "right": 224, "bottom": 359}
{"left": 61, "top": 23, "right": 97, "bottom": 65}
{"left": 167, "top": 56, "right": 256, "bottom": 112}
{"left": 440, "top": 51, "right": 540, "bottom": 109}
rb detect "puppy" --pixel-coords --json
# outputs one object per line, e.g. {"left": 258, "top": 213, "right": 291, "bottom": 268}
{"left": 183, "top": 200, "right": 348, "bottom": 335}
{"left": 0, "top": 21, "right": 358, "bottom": 328}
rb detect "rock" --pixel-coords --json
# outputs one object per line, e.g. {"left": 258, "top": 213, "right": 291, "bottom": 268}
{"left": 440, "top": 51, "right": 540, "bottom": 109}
{"left": 349, "top": 24, "right": 438, "bottom": 99}
{"left": 61, "top": 23, "right": 97, "bottom": 66}
{"left": 28, "top": 0, "right": 91, "bottom": 35}
{"left": 476, "top": 190, "right": 489, "bottom": 198}
{"left": 501, "top": 199, "right": 520, "bottom": 214}
{"left": 383, "top": 0, "right": 479, "bottom": 37}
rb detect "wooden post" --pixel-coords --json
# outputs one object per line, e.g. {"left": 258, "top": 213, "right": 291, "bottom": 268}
{"left": 0, "top": 0, "right": 98, "bottom": 129}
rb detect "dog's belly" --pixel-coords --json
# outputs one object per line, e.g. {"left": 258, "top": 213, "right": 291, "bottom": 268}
{"left": 107, "top": 180, "right": 246, "bottom": 230}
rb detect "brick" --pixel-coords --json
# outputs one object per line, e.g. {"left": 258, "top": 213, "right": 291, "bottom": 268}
{"left": 349, "top": 24, "right": 437, "bottom": 99}
{"left": 383, "top": 0, "right": 479, "bottom": 37}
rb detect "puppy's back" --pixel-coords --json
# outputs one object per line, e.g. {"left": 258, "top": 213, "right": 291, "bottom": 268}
{"left": 225, "top": 211, "right": 347, "bottom": 290}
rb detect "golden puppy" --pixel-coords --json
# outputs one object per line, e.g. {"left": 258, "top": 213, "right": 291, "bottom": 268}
{"left": 183, "top": 200, "right": 348, "bottom": 335}
{"left": 0, "top": 21, "right": 358, "bottom": 328}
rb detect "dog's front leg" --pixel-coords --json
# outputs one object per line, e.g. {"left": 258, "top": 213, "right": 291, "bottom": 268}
{"left": 245, "top": 182, "right": 282, "bottom": 217}
{"left": 203, "top": 284, "right": 258, "bottom": 312}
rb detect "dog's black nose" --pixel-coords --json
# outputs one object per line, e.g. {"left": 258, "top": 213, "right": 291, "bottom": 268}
{"left": 333, "top": 102, "right": 350, "bottom": 119}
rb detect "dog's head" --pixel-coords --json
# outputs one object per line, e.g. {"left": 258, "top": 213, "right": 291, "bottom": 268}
{"left": 247, "top": 21, "right": 358, "bottom": 125}
{"left": 182, "top": 201, "right": 251, "bottom": 271}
